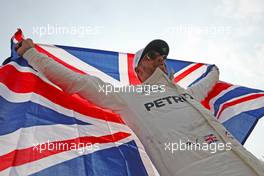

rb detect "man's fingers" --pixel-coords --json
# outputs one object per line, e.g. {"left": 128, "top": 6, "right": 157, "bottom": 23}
{"left": 15, "top": 38, "right": 35, "bottom": 56}
{"left": 15, "top": 40, "right": 23, "bottom": 51}
{"left": 27, "top": 38, "right": 35, "bottom": 48}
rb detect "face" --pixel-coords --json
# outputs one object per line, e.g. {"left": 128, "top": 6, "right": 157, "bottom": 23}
{"left": 135, "top": 51, "right": 168, "bottom": 82}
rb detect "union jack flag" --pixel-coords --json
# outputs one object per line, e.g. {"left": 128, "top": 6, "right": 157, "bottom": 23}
{"left": 0, "top": 29, "right": 263, "bottom": 175}
{"left": 204, "top": 134, "right": 219, "bottom": 144}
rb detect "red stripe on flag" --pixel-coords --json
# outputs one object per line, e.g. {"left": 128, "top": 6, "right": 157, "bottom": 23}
{"left": 35, "top": 44, "right": 86, "bottom": 75}
{"left": 174, "top": 63, "right": 204, "bottom": 83}
{"left": 127, "top": 53, "right": 141, "bottom": 85}
{"left": 217, "top": 93, "right": 264, "bottom": 119}
{"left": 12, "top": 29, "right": 24, "bottom": 42}
{"left": 0, "top": 132, "right": 130, "bottom": 171}
{"left": 0, "top": 64, "right": 125, "bottom": 124}
{"left": 201, "top": 81, "right": 233, "bottom": 110}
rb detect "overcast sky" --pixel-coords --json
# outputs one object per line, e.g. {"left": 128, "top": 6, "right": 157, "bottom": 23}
{"left": 0, "top": 0, "right": 263, "bottom": 160}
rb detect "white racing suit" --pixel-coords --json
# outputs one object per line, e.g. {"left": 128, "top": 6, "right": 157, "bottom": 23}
{"left": 23, "top": 48, "right": 264, "bottom": 176}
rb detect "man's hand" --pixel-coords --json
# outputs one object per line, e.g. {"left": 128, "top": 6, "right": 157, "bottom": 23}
{"left": 15, "top": 38, "right": 34, "bottom": 56}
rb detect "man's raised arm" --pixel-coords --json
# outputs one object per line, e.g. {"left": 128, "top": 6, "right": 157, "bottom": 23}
{"left": 17, "top": 39, "right": 125, "bottom": 111}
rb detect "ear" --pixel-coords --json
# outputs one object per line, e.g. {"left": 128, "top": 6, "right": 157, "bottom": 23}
{"left": 135, "top": 67, "right": 142, "bottom": 82}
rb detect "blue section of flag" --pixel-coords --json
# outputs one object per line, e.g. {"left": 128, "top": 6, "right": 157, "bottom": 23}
{"left": 0, "top": 96, "right": 90, "bottom": 135}
{"left": 56, "top": 45, "right": 120, "bottom": 81}
{"left": 29, "top": 140, "right": 148, "bottom": 176}
{"left": 223, "top": 107, "right": 264, "bottom": 144}
{"left": 166, "top": 58, "right": 192, "bottom": 73}
{"left": 2, "top": 41, "right": 32, "bottom": 68}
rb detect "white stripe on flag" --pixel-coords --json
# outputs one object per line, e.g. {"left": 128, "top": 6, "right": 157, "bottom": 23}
{"left": 173, "top": 63, "right": 196, "bottom": 78}
{"left": 176, "top": 64, "right": 208, "bottom": 89}
{"left": 118, "top": 53, "right": 129, "bottom": 85}
{"left": 216, "top": 92, "right": 264, "bottom": 118}
{"left": 209, "top": 85, "right": 240, "bottom": 115}
{"left": 218, "top": 96, "right": 264, "bottom": 123}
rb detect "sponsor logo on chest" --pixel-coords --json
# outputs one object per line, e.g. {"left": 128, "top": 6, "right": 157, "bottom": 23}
{"left": 144, "top": 93, "right": 194, "bottom": 111}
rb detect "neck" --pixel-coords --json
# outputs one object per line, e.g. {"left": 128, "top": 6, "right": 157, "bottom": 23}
{"left": 142, "top": 68, "right": 171, "bottom": 86}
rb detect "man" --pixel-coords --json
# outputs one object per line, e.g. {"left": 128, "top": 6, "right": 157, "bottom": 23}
{"left": 16, "top": 39, "right": 264, "bottom": 176}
